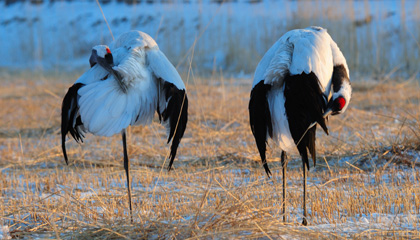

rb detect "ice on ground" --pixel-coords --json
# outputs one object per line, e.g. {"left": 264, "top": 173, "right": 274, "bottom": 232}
{"left": 0, "top": 225, "right": 11, "bottom": 240}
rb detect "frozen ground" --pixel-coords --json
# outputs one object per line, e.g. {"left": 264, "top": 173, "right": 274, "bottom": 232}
{"left": 0, "top": 225, "right": 11, "bottom": 240}
{"left": 0, "top": 74, "right": 420, "bottom": 238}
{"left": 1, "top": 153, "right": 419, "bottom": 238}
{"left": 1, "top": 0, "right": 420, "bottom": 77}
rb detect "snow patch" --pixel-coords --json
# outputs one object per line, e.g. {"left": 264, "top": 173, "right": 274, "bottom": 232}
{"left": 0, "top": 225, "right": 11, "bottom": 240}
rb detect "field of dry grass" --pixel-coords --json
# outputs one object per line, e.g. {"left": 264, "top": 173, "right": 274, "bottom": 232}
{"left": 1, "top": 72, "right": 420, "bottom": 239}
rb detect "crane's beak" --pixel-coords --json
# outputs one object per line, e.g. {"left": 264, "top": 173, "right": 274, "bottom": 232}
{"left": 324, "top": 96, "right": 346, "bottom": 118}
{"left": 89, "top": 49, "right": 99, "bottom": 68}
{"left": 323, "top": 108, "right": 332, "bottom": 119}
{"left": 89, "top": 49, "right": 127, "bottom": 93}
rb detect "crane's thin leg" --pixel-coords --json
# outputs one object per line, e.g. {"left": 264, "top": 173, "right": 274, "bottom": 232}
{"left": 122, "top": 129, "right": 133, "bottom": 223}
{"left": 281, "top": 151, "right": 287, "bottom": 223}
{"left": 302, "top": 162, "right": 308, "bottom": 226}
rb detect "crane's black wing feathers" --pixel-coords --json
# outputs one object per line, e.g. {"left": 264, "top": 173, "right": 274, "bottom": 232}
{"left": 284, "top": 72, "right": 328, "bottom": 170}
{"left": 249, "top": 81, "right": 273, "bottom": 177}
{"left": 159, "top": 82, "right": 188, "bottom": 171}
{"left": 61, "top": 83, "right": 85, "bottom": 164}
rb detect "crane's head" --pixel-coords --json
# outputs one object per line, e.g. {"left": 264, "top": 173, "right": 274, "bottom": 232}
{"left": 90, "top": 45, "right": 113, "bottom": 68}
{"left": 324, "top": 96, "right": 347, "bottom": 117}
{"left": 335, "top": 97, "right": 346, "bottom": 111}
{"left": 89, "top": 45, "right": 126, "bottom": 93}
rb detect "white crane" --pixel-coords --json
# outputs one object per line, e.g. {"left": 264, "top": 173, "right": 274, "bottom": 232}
{"left": 61, "top": 31, "right": 188, "bottom": 221}
{"left": 249, "top": 26, "right": 351, "bottom": 225}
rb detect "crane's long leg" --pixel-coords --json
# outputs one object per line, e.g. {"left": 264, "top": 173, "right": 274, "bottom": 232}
{"left": 302, "top": 162, "right": 308, "bottom": 226}
{"left": 281, "top": 151, "right": 287, "bottom": 223}
{"left": 122, "top": 129, "right": 133, "bottom": 223}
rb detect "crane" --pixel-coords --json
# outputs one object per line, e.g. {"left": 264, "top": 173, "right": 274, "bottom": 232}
{"left": 249, "top": 26, "right": 351, "bottom": 225}
{"left": 61, "top": 31, "right": 188, "bottom": 221}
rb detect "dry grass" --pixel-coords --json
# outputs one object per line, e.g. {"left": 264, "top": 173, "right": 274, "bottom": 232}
{"left": 0, "top": 72, "right": 420, "bottom": 239}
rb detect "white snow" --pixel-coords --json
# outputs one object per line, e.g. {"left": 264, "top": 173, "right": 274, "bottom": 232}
{"left": 0, "top": 225, "right": 11, "bottom": 240}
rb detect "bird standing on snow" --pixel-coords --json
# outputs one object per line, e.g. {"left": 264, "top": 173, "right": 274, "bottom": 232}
{"left": 61, "top": 31, "right": 188, "bottom": 221}
{"left": 249, "top": 26, "right": 351, "bottom": 225}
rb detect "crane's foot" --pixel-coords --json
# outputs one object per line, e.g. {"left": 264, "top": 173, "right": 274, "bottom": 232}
{"left": 302, "top": 218, "right": 308, "bottom": 226}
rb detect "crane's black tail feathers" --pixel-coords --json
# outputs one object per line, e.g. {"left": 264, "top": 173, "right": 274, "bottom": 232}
{"left": 249, "top": 81, "right": 273, "bottom": 178}
{"left": 158, "top": 82, "right": 188, "bottom": 171}
{"left": 61, "top": 83, "right": 85, "bottom": 165}
{"left": 284, "top": 72, "right": 328, "bottom": 170}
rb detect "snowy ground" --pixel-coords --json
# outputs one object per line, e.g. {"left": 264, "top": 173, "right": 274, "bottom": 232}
{"left": 0, "top": 225, "right": 11, "bottom": 240}
{"left": 1, "top": 0, "right": 420, "bottom": 77}
{"left": 0, "top": 74, "right": 420, "bottom": 238}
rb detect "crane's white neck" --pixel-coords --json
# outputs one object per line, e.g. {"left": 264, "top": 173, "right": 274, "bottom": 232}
{"left": 113, "top": 48, "right": 148, "bottom": 88}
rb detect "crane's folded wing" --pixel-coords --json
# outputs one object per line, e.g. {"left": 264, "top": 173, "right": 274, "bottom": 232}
{"left": 147, "top": 48, "right": 188, "bottom": 170}
{"left": 77, "top": 78, "right": 141, "bottom": 137}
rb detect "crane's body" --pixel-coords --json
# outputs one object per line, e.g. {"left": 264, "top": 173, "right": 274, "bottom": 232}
{"left": 249, "top": 26, "right": 351, "bottom": 225}
{"left": 61, "top": 31, "right": 188, "bottom": 221}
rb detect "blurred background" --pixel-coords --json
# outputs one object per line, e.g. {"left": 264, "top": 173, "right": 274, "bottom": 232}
{"left": 1, "top": 0, "right": 419, "bottom": 79}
